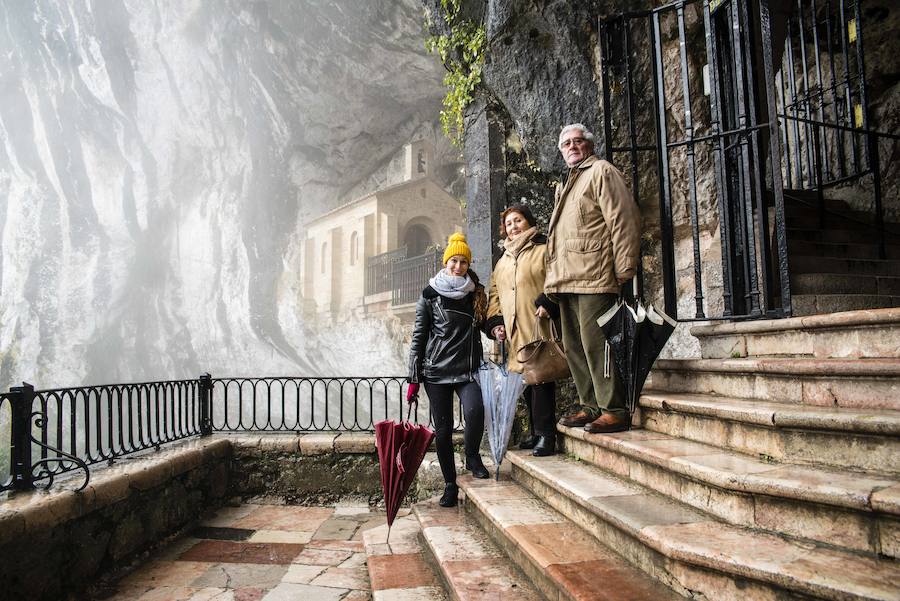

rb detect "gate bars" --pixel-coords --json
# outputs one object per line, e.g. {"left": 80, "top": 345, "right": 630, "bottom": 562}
{"left": 599, "top": 0, "right": 791, "bottom": 321}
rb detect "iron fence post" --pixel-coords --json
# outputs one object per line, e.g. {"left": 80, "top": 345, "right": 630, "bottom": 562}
{"left": 199, "top": 373, "right": 213, "bottom": 436}
{"left": 9, "top": 382, "right": 35, "bottom": 490}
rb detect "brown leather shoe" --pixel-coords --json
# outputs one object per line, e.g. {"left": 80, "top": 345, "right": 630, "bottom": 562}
{"left": 584, "top": 413, "right": 629, "bottom": 434}
{"left": 559, "top": 410, "right": 594, "bottom": 427}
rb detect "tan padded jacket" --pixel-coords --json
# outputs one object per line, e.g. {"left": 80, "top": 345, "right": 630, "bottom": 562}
{"left": 545, "top": 156, "right": 641, "bottom": 295}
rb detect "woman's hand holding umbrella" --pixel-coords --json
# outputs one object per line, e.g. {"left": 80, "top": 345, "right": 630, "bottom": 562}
{"left": 406, "top": 383, "right": 420, "bottom": 403}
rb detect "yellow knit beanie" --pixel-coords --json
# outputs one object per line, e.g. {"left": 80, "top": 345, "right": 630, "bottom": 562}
{"left": 442, "top": 232, "right": 472, "bottom": 265}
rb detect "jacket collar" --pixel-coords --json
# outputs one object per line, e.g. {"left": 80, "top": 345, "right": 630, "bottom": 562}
{"left": 549, "top": 155, "right": 599, "bottom": 234}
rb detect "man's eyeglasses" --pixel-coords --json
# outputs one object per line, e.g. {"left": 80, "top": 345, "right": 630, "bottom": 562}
{"left": 560, "top": 137, "right": 588, "bottom": 149}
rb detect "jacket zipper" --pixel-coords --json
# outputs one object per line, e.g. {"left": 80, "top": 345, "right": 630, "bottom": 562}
{"left": 445, "top": 307, "right": 477, "bottom": 380}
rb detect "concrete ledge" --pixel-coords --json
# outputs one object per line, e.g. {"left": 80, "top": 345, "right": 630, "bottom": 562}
{"left": 655, "top": 357, "right": 900, "bottom": 376}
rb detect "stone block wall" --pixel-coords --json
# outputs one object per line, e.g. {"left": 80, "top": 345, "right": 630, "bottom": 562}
{"left": 0, "top": 439, "right": 231, "bottom": 601}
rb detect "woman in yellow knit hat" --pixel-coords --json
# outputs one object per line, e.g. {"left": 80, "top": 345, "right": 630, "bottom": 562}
{"left": 407, "top": 232, "right": 490, "bottom": 507}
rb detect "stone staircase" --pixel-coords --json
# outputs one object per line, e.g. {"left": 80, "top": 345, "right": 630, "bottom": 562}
{"left": 782, "top": 190, "right": 900, "bottom": 315}
{"left": 373, "top": 307, "right": 900, "bottom": 600}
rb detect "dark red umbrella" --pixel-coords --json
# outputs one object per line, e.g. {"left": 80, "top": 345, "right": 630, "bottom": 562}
{"left": 374, "top": 397, "right": 434, "bottom": 539}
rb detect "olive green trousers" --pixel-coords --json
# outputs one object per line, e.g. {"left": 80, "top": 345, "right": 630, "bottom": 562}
{"left": 556, "top": 293, "right": 627, "bottom": 419}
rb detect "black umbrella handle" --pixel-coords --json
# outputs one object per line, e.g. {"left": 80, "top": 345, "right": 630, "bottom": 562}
{"left": 405, "top": 396, "right": 418, "bottom": 422}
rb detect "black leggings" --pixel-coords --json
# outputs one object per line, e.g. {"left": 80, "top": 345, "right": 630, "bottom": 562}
{"left": 524, "top": 382, "right": 557, "bottom": 437}
{"left": 424, "top": 380, "right": 484, "bottom": 484}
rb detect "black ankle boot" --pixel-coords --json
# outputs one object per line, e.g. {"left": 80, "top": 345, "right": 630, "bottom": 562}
{"left": 439, "top": 483, "right": 458, "bottom": 507}
{"left": 518, "top": 434, "right": 539, "bottom": 450}
{"left": 465, "top": 455, "right": 490, "bottom": 479}
{"left": 532, "top": 436, "right": 556, "bottom": 457}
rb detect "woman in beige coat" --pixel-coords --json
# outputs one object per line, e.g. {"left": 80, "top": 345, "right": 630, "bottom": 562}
{"left": 485, "top": 205, "right": 559, "bottom": 457}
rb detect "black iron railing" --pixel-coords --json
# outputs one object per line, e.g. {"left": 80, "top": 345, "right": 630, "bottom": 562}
{"left": 0, "top": 375, "right": 452, "bottom": 493}
{"left": 392, "top": 249, "right": 443, "bottom": 306}
{"left": 365, "top": 246, "right": 408, "bottom": 296}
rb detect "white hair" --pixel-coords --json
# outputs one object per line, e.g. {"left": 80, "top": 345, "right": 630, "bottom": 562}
{"left": 558, "top": 123, "right": 595, "bottom": 149}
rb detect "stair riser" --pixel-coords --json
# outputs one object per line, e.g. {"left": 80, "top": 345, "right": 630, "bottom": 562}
{"left": 697, "top": 325, "right": 900, "bottom": 359}
{"left": 788, "top": 240, "right": 900, "bottom": 260}
{"left": 790, "top": 294, "right": 900, "bottom": 315}
{"left": 788, "top": 228, "right": 897, "bottom": 244}
{"left": 559, "top": 434, "right": 896, "bottom": 558}
{"left": 506, "top": 467, "right": 789, "bottom": 601}
{"left": 789, "top": 256, "right": 900, "bottom": 277}
{"left": 417, "top": 531, "right": 460, "bottom": 601}
{"left": 640, "top": 407, "right": 900, "bottom": 474}
{"left": 646, "top": 370, "right": 900, "bottom": 411}
{"left": 791, "top": 274, "right": 900, "bottom": 296}
{"left": 461, "top": 495, "right": 578, "bottom": 601}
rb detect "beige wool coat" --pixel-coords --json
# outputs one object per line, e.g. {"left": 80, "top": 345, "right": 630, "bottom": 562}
{"left": 545, "top": 156, "right": 642, "bottom": 295}
{"left": 486, "top": 228, "right": 556, "bottom": 374}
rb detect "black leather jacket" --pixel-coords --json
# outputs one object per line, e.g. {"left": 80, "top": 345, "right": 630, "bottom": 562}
{"left": 408, "top": 283, "right": 484, "bottom": 385}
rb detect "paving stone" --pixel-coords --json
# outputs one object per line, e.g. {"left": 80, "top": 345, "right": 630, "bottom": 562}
{"left": 310, "top": 566, "right": 370, "bottom": 590}
{"left": 178, "top": 541, "right": 304, "bottom": 565}
{"left": 192, "top": 563, "right": 288, "bottom": 589}
{"left": 281, "top": 564, "right": 327, "bottom": 584}
{"left": 260, "top": 582, "right": 347, "bottom": 601}
{"left": 201, "top": 505, "right": 260, "bottom": 528}
{"left": 247, "top": 530, "right": 313, "bottom": 544}
{"left": 292, "top": 546, "right": 354, "bottom": 566}
{"left": 231, "top": 506, "right": 334, "bottom": 532}
{"left": 306, "top": 539, "right": 366, "bottom": 553}
{"left": 233, "top": 589, "right": 266, "bottom": 601}
{"left": 367, "top": 554, "right": 439, "bottom": 591}
{"left": 119, "top": 561, "right": 215, "bottom": 587}
{"left": 313, "top": 518, "right": 359, "bottom": 540}
{"left": 342, "top": 591, "right": 372, "bottom": 601}
{"left": 372, "top": 586, "right": 445, "bottom": 601}
{"left": 338, "top": 552, "right": 368, "bottom": 569}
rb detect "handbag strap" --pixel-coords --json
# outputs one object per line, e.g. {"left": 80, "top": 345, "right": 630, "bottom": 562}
{"left": 532, "top": 315, "right": 561, "bottom": 342}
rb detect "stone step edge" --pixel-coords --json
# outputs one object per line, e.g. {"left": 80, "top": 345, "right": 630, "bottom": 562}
{"left": 507, "top": 451, "right": 900, "bottom": 601}
{"left": 556, "top": 425, "right": 900, "bottom": 515}
{"left": 639, "top": 391, "right": 900, "bottom": 436}
{"left": 457, "top": 477, "right": 683, "bottom": 601}
{"left": 362, "top": 512, "right": 449, "bottom": 601}
{"left": 411, "top": 502, "right": 545, "bottom": 601}
{"left": 653, "top": 357, "right": 900, "bottom": 377}
{"left": 690, "top": 307, "right": 900, "bottom": 337}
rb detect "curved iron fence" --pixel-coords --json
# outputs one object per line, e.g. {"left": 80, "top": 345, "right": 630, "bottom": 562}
{"left": 1, "top": 375, "right": 453, "bottom": 493}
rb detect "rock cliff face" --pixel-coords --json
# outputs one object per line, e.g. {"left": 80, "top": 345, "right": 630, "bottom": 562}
{"left": 0, "top": 0, "right": 448, "bottom": 387}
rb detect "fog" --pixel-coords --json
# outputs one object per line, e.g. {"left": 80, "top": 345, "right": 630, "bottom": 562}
{"left": 0, "top": 0, "right": 455, "bottom": 390}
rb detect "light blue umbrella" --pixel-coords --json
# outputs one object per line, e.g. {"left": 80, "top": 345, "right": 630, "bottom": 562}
{"left": 477, "top": 342, "right": 526, "bottom": 480}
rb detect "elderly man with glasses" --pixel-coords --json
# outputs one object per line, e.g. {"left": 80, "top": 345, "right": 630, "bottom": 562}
{"left": 544, "top": 123, "right": 642, "bottom": 434}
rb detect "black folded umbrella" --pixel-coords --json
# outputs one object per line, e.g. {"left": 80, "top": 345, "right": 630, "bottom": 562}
{"left": 597, "top": 299, "right": 676, "bottom": 416}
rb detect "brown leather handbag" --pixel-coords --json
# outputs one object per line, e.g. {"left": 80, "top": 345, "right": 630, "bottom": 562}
{"left": 516, "top": 317, "right": 571, "bottom": 385}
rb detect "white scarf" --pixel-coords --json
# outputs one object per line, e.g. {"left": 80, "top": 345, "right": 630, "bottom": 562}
{"left": 429, "top": 268, "right": 475, "bottom": 299}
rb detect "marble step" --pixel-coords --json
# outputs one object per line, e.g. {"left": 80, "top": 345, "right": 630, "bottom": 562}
{"left": 557, "top": 426, "right": 900, "bottom": 557}
{"left": 790, "top": 293, "right": 900, "bottom": 316}
{"left": 647, "top": 357, "right": 900, "bottom": 411}
{"left": 791, "top": 272, "right": 900, "bottom": 296}
{"left": 505, "top": 450, "right": 900, "bottom": 601}
{"left": 412, "top": 501, "right": 544, "bottom": 601}
{"left": 691, "top": 307, "right": 900, "bottom": 359}
{"left": 362, "top": 512, "right": 449, "bottom": 601}
{"left": 639, "top": 391, "right": 900, "bottom": 474}
{"left": 457, "top": 475, "right": 684, "bottom": 601}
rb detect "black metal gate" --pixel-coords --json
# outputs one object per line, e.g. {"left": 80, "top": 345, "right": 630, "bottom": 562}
{"left": 600, "top": 0, "right": 791, "bottom": 321}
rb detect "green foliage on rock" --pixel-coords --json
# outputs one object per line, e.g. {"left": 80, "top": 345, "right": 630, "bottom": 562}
{"left": 426, "top": 0, "right": 486, "bottom": 146}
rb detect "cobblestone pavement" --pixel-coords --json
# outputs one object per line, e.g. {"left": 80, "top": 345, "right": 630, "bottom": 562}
{"left": 103, "top": 503, "right": 394, "bottom": 601}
